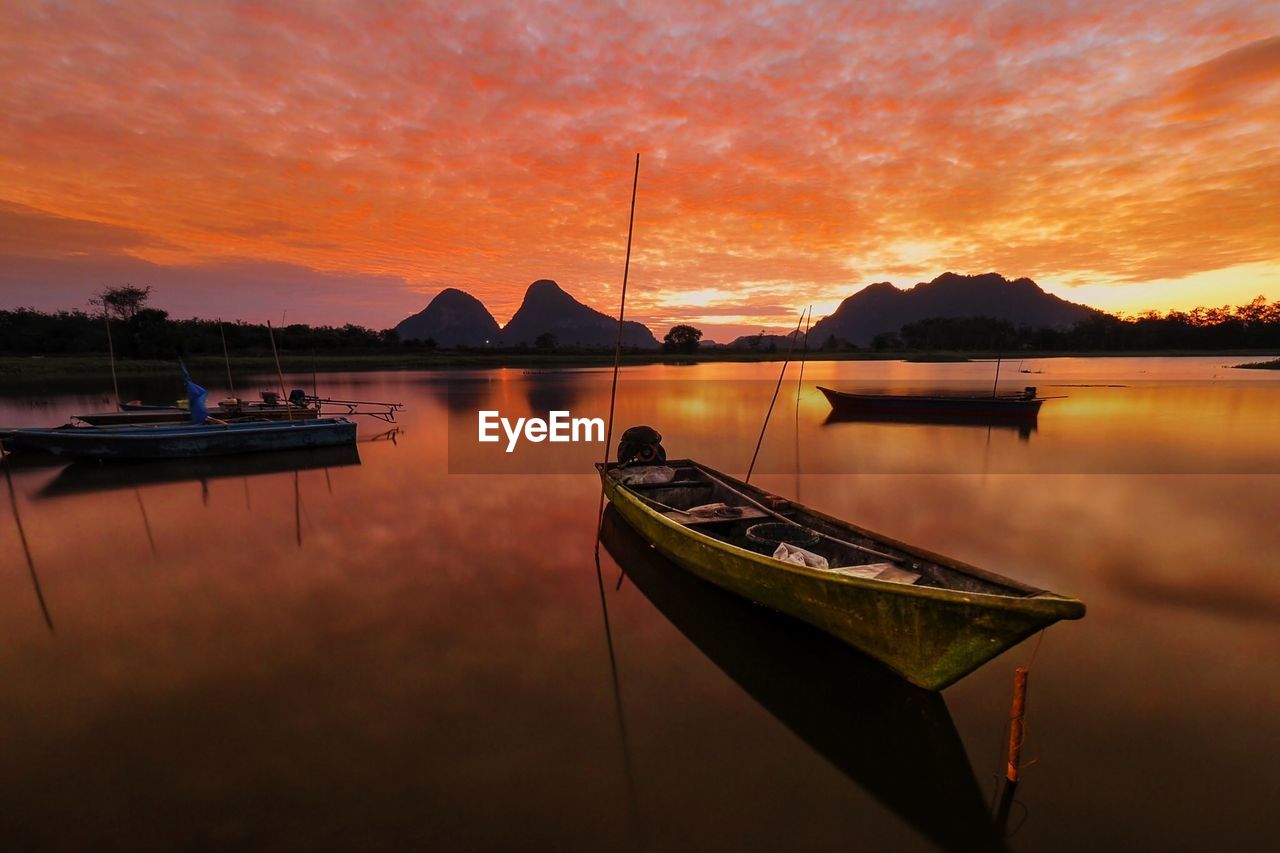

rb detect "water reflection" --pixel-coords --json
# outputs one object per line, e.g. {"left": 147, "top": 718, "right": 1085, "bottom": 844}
{"left": 823, "top": 409, "right": 1037, "bottom": 441}
{"left": 36, "top": 445, "right": 362, "bottom": 500}
{"left": 3, "top": 461, "right": 53, "bottom": 631}
{"left": 599, "top": 507, "right": 1005, "bottom": 853}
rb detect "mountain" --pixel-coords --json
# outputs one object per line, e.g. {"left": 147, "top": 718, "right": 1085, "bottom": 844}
{"left": 498, "top": 279, "right": 659, "bottom": 348}
{"left": 395, "top": 288, "right": 500, "bottom": 346}
{"left": 808, "top": 272, "right": 1102, "bottom": 346}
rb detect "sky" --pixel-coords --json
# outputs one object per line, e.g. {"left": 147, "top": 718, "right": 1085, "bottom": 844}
{"left": 1, "top": 1, "right": 1278, "bottom": 341}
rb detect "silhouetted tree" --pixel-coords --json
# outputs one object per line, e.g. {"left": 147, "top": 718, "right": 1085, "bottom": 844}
{"left": 663, "top": 324, "right": 703, "bottom": 353}
{"left": 90, "top": 284, "right": 153, "bottom": 322}
{"left": 534, "top": 332, "right": 558, "bottom": 351}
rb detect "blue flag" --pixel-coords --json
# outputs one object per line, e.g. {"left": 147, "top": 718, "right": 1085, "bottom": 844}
{"left": 180, "top": 361, "right": 209, "bottom": 424}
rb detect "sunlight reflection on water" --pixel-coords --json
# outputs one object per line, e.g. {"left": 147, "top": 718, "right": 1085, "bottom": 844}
{"left": 0, "top": 356, "right": 1277, "bottom": 850}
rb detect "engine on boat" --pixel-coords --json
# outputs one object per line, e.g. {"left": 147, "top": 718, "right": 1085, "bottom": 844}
{"left": 617, "top": 424, "right": 666, "bottom": 466}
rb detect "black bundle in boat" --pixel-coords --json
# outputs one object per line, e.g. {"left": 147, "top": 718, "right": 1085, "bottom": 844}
{"left": 745, "top": 522, "right": 820, "bottom": 555}
{"left": 617, "top": 425, "right": 666, "bottom": 467}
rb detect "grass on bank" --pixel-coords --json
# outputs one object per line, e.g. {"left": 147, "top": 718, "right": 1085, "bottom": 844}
{"left": 3, "top": 349, "right": 1280, "bottom": 382}
{"left": 1235, "top": 357, "right": 1280, "bottom": 370}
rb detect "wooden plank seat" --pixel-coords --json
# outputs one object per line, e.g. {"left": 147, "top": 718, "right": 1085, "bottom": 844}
{"left": 662, "top": 505, "right": 771, "bottom": 526}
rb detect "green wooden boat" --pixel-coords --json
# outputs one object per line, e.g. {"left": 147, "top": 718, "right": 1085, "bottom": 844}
{"left": 597, "top": 459, "right": 1085, "bottom": 690}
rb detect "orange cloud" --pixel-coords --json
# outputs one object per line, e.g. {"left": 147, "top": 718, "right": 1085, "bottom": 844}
{"left": 0, "top": 1, "right": 1277, "bottom": 338}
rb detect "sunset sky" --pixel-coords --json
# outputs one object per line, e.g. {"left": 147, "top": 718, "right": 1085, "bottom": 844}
{"left": 2, "top": 1, "right": 1278, "bottom": 340}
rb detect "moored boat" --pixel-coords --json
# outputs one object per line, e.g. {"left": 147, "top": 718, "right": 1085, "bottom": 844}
{"left": 77, "top": 391, "right": 322, "bottom": 425}
{"left": 597, "top": 452, "right": 1085, "bottom": 690}
{"left": 817, "top": 385, "right": 1048, "bottom": 420}
{"left": 0, "top": 417, "right": 357, "bottom": 460}
{"left": 599, "top": 507, "right": 1004, "bottom": 851}
{"left": 74, "top": 404, "right": 321, "bottom": 426}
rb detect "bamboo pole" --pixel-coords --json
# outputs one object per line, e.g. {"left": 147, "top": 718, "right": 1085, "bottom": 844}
{"left": 745, "top": 309, "right": 807, "bottom": 484}
{"left": 601, "top": 153, "right": 640, "bottom": 482}
{"left": 266, "top": 321, "right": 294, "bottom": 421}
{"left": 103, "top": 312, "right": 121, "bottom": 410}
{"left": 1006, "top": 666, "right": 1029, "bottom": 782}
{"left": 793, "top": 306, "right": 812, "bottom": 495}
{"left": 595, "top": 154, "right": 641, "bottom": 548}
{"left": 219, "top": 319, "right": 236, "bottom": 398}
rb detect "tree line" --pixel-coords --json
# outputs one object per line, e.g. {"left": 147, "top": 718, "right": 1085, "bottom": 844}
{"left": 854, "top": 296, "right": 1280, "bottom": 352}
{"left": 3, "top": 287, "right": 1279, "bottom": 358}
{"left": 1, "top": 286, "right": 400, "bottom": 359}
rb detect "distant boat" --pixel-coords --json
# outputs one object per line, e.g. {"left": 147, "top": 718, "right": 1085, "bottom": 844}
{"left": 0, "top": 418, "right": 356, "bottom": 460}
{"left": 598, "top": 457, "right": 1085, "bottom": 690}
{"left": 817, "top": 385, "right": 1048, "bottom": 421}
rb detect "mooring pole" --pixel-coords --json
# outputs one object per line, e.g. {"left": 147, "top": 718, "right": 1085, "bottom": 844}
{"left": 104, "top": 313, "right": 121, "bottom": 410}
{"left": 219, "top": 319, "right": 236, "bottom": 398}
{"left": 266, "top": 320, "right": 294, "bottom": 421}
{"left": 746, "top": 309, "right": 807, "bottom": 484}
{"left": 1006, "top": 666, "right": 1029, "bottom": 782}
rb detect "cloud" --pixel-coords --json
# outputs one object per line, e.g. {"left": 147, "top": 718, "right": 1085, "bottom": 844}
{"left": 0, "top": 0, "right": 1277, "bottom": 334}
{"left": 0, "top": 252, "right": 421, "bottom": 329}
{"left": 0, "top": 201, "right": 172, "bottom": 257}
{"left": 1167, "top": 34, "right": 1280, "bottom": 119}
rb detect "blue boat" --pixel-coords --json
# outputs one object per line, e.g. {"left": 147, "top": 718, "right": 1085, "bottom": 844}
{"left": 0, "top": 417, "right": 357, "bottom": 460}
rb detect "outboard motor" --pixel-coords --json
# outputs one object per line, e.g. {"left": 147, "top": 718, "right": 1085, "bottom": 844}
{"left": 288, "top": 388, "right": 308, "bottom": 406}
{"left": 617, "top": 425, "right": 666, "bottom": 467}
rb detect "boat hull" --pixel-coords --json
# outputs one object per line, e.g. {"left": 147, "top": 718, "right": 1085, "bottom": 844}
{"left": 817, "top": 386, "right": 1042, "bottom": 420}
{"left": 599, "top": 463, "right": 1083, "bottom": 690}
{"left": 599, "top": 508, "right": 1004, "bottom": 852}
{"left": 1, "top": 418, "right": 356, "bottom": 460}
{"left": 75, "top": 406, "right": 321, "bottom": 426}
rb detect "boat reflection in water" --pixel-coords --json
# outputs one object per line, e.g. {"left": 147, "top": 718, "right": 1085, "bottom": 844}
{"left": 35, "top": 444, "right": 362, "bottom": 500}
{"left": 822, "top": 409, "right": 1038, "bottom": 441}
{"left": 599, "top": 506, "right": 1006, "bottom": 853}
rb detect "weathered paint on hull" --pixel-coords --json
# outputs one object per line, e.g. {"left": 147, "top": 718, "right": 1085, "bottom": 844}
{"left": 600, "top": 467, "right": 1084, "bottom": 690}
{"left": 1, "top": 418, "right": 356, "bottom": 460}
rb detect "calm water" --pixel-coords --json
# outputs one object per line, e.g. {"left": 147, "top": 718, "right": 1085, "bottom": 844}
{"left": 1, "top": 357, "right": 1278, "bottom": 851}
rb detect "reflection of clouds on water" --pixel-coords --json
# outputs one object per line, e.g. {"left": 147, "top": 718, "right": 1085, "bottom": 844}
{"left": 0, "top": 361, "right": 1278, "bottom": 850}
{"left": 1107, "top": 568, "right": 1280, "bottom": 622}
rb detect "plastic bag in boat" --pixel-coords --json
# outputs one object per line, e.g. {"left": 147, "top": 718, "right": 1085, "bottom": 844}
{"left": 616, "top": 465, "right": 675, "bottom": 485}
{"left": 180, "top": 362, "right": 209, "bottom": 424}
{"left": 773, "top": 542, "right": 829, "bottom": 570}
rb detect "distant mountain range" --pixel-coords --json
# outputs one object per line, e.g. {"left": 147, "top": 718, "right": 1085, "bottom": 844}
{"left": 395, "top": 272, "right": 1104, "bottom": 349}
{"left": 808, "top": 272, "right": 1102, "bottom": 347}
{"left": 395, "top": 288, "right": 500, "bottom": 347}
{"left": 396, "top": 279, "right": 658, "bottom": 348}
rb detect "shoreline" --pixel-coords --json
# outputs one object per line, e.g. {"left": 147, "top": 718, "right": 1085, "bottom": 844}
{"left": 4, "top": 349, "right": 1280, "bottom": 381}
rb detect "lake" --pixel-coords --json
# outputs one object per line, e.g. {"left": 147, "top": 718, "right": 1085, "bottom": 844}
{"left": 1, "top": 356, "right": 1278, "bottom": 851}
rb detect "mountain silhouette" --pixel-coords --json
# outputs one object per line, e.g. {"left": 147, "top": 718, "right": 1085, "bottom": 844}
{"left": 395, "top": 287, "right": 500, "bottom": 346}
{"left": 809, "top": 272, "right": 1102, "bottom": 346}
{"left": 498, "top": 279, "right": 658, "bottom": 348}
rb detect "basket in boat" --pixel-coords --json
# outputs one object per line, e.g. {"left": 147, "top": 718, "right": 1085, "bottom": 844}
{"left": 744, "top": 522, "right": 820, "bottom": 555}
